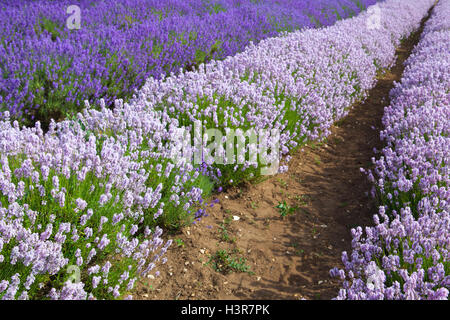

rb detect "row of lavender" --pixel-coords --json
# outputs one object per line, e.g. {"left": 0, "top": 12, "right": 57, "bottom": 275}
{"left": 331, "top": 0, "right": 449, "bottom": 300}
{"left": 128, "top": 0, "right": 434, "bottom": 187}
{"left": 0, "top": 0, "right": 434, "bottom": 299}
{"left": 0, "top": 0, "right": 377, "bottom": 127}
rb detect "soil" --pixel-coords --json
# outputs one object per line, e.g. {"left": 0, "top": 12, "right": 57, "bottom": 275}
{"left": 134, "top": 18, "right": 428, "bottom": 300}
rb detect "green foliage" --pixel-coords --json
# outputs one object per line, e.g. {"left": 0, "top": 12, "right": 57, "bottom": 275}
{"left": 34, "top": 17, "right": 61, "bottom": 41}
{"left": 207, "top": 249, "right": 253, "bottom": 274}
{"left": 219, "top": 215, "right": 236, "bottom": 243}
{"left": 275, "top": 201, "right": 297, "bottom": 217}
{"left": 174, "top": 238, "right": 185, "bottom": 247}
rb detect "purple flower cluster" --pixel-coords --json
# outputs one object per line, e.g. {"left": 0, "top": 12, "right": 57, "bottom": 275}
{"left": 131, "top": 0, "right": 433, "bottom": 184}
{"left": 0, "top": 99, "right": 207, "bottom": 298}
{"left": 0, "top": 0, "right": 378, "bottom": 125}
{"left": 331, "top": 0, "right": 449, "bottom": 300}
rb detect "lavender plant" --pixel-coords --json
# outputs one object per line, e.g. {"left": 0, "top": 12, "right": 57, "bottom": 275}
{"left": 331, "top": 0, "right": 449, "bottom": 299}
{"left": 0, "top": 0, "right": 378, "bottom": 127}
{"left": 0, "top": 96, "right": 215, "bottom": 299}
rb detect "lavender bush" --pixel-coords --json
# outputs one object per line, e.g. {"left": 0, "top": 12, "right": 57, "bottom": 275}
{"left": 331, "top": 0, "right": 449, "bottom": 300}
{"left": 0, "top": 0, "right": 378, "bottom": 127}
{"left": 0, "top": 103, "right": 214, "bottom": 299}
{"left": 0, "top": 0, "right": 435, "bottom": 299}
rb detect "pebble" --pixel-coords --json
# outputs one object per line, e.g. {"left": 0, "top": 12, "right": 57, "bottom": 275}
{"left": 185, "top": 261, "right": 190, "bottom": 265}
{"left": 257, "top": 276, "right": 261, "bottom": 281}
{"left": 147, "top": 274, "right": 155, "bottom": 280}
{"left": 183, "top": 268, "right": 188, "bottom": 273}
{"left": 200, "top": 249, "right": 205, "bottom": 254}
{"left": 318, "top": 280, "right": 324, "bottom": 285}
{"left": 233, "top": 215, "right": 240, "bottom": 221}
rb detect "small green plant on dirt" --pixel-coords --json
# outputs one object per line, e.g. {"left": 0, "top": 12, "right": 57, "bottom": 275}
{"left": 275, "top": 201, "right": 297, "bottom": 217}
{"left": 338, "top": 201, "right": 349, "bottom": 208}
{"left": 219, "top": 223, "right": 236, "bottom": 243}
{"left": 295, "top": 194, "right": 309, "bottom": 206}
{"left": 223, "top": 215, "right": 233, "bottom": 224}
{"left": 277, "top": 177, "right": 289, "bottom": 188}
{"left": 174, "top": 238, "right": 185, "bottom": 247}
{"left": 288, "top": 242, "right": 305, "bottom": 256}
{"left": 250, "top": 201, "right": 258, "bottom": 209}
{"left": 333, "top": 137, "right": 344, "bottom": 144}
{"left": 335, "top": 118, "right": 346, "bottom": 127}
{"left": 207, "top": 249, "right": 253, "bottom": 274}
{"left": 314, "top": 156, "right": 322, "bottom": 165}
{"left": 309, "top": 138, "right": 327, "bottom": 150}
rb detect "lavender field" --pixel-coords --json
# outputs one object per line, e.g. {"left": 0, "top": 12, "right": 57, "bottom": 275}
{"left": 0, "top": 0, "right": 448, "bottom": 301}
{"left": 0, "top": 0, "right": 376, "bottom": 127}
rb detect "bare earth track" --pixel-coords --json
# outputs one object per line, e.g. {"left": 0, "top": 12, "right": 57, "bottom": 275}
{"left": 135, "top": 17, "right": 429, "bottom": 300}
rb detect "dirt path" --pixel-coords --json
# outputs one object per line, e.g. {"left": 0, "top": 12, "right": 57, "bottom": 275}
{"left": 134, "top": 19, "right": 427, "bottom": 300}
